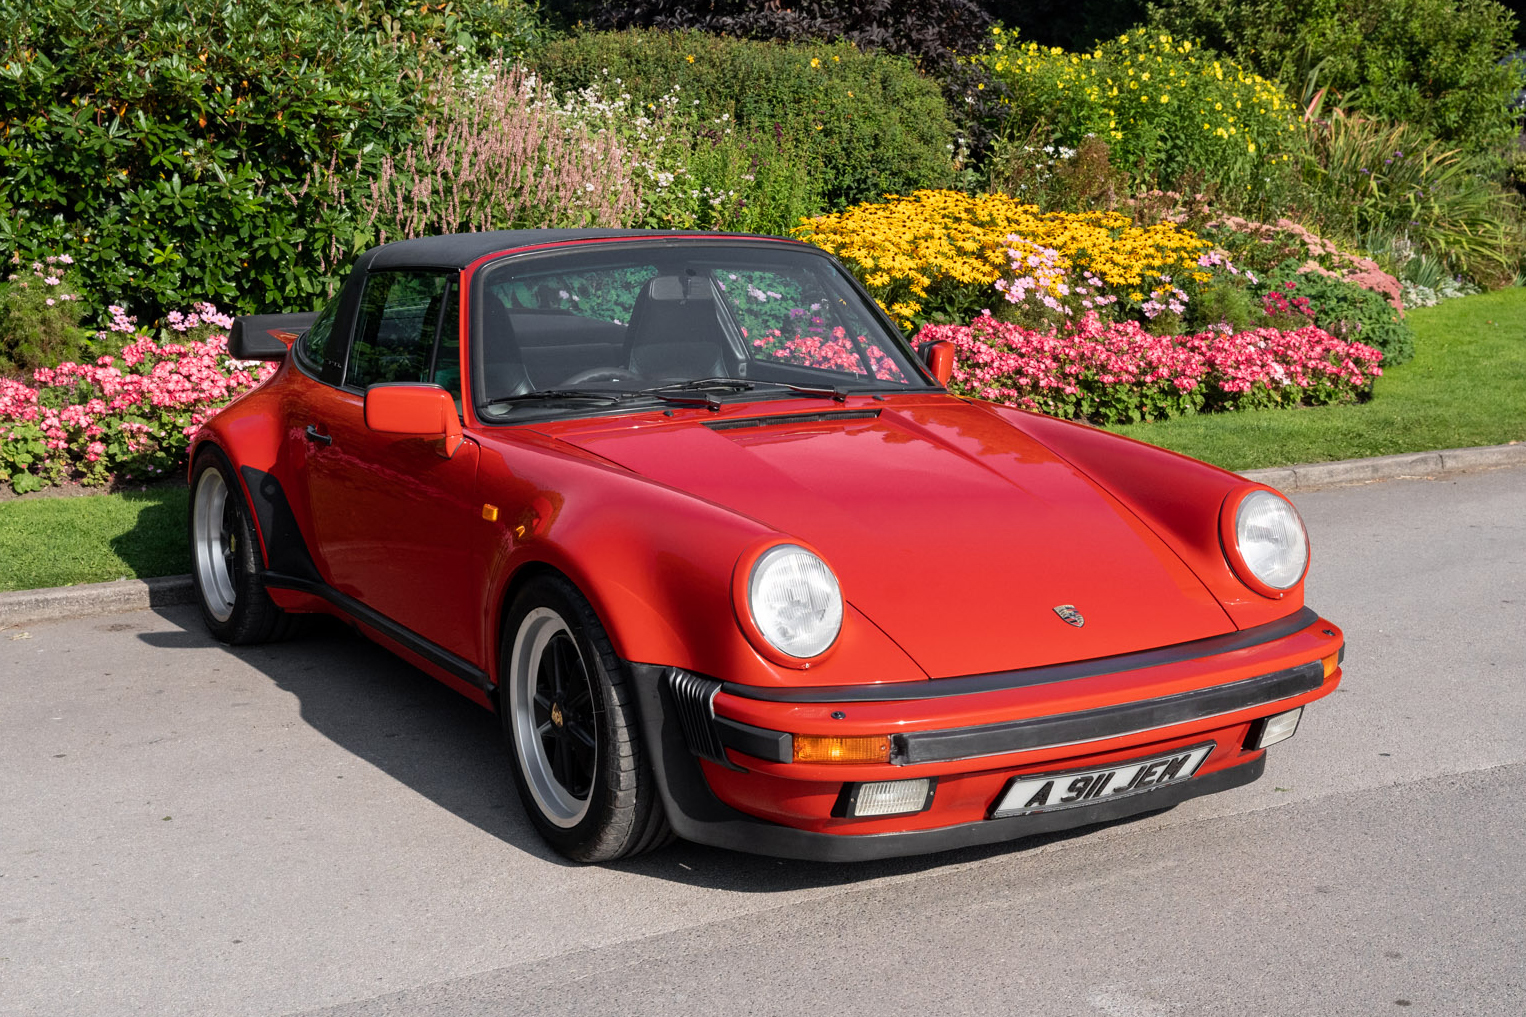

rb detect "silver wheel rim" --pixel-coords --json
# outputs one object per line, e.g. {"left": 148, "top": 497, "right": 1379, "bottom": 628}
{"left": 508, "top": 607, "right": 597, "bottom": 828}
{"left": 192, "top": 469, "right": 238, "bottom": 623}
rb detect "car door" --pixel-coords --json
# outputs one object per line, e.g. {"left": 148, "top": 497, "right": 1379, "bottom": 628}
{"left": 300, "top": 269, "right": 491, "bottom": 668}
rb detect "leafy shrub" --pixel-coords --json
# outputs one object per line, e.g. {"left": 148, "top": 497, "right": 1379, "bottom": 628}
{"left": 0, "top": 303, "right": 272, "bottom": 493}
{"left": 528, "top": 71, "right": 825, "bottom": 234}
{"left": 979, "top": 29, "right": 1304, "bottom": 207}
{"left": 1, "top": 254, "right": 91, "bottom": 373}
{"left": 1145, "top": 0, "right": 1524, "bottom": 157}
{"left": 796, "top": 189, "right": 1209, "bottom": 331}
{"left": 0, "top": 0, "right": 542, "bottom": 319}
{"left": 1256, "top": 263, "right": 1414, "bottom": 364}
{"left": 1192, "top": 211, "right": 1403, "bottom": 307}
{"left": 571, "top": 0, "right": 1007, "bottom": 155}
{"left": 582, "top": 0, "right": 993, "bottom": 70}
{"left": 531, "top": 29, "right": 957, "bottom": 209}
{"left": 983, "top": 134, "right": 1132, "bottom": 211}
{"left": 913, "top": 311, "right": 1383, "bottom": 424}
{"left": 308, "top": 66, "right": 643, "bottom": 260}
{"left": 1293, "top": 114, "right": 1525, "bottom": 287}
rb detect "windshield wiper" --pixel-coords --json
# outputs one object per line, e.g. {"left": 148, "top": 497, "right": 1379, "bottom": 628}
{"left": 644, "top": 377, "right": 757, "bottom": 393}
{"left": 753, "top": 381, "right": 850, "bottom": 403}
{"left": 650, "top": 376, "right": 850, "bottom": 403}
{"left": 484, "top": 389, "right": 628, "bottom": 409}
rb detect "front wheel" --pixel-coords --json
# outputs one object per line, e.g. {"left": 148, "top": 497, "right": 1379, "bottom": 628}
{"left": 189, "top": 448, "right": 302, "bottom": 645}
{"left": 501, "top": 575, "right": 672, "bottom": 862}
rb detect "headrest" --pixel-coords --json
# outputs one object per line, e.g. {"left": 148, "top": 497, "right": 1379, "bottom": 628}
{"left": 647, "top": 275, "right": 713, "bottom": 302}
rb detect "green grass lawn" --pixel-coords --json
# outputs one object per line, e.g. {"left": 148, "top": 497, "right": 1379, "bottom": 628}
{"left": 1111, "top": 287, "right": 1526, "bottom": 470}
{"left": 1, "top": 288, "right": 1523, "bottom": 592}
{"left": 0, "top": 486, "right": 189, "bottom": 592}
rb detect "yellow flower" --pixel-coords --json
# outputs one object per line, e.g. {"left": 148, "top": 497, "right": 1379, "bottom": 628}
{"left": 810, "top": 57, "right": 820, "bottom": 68}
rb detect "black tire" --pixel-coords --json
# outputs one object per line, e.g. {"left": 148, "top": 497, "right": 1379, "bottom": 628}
{"left": 188, "top": 447, "right": 303, "bottom": 645}
{"left": 500, "top": 574, "right": 673, "bottom": 862}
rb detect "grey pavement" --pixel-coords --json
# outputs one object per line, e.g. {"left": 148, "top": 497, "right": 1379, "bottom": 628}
{"left": 1, "top": 466, "right": 1523, "bottom": 1016}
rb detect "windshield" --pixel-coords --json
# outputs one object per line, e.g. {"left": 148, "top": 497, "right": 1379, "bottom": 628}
{"left": 471, "top": 241, "right": 930, "bottom": 418}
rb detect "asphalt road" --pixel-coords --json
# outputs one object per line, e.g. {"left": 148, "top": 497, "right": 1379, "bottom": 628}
{"left": 2, "top": 466, "right": 1523, "bottom": 1017}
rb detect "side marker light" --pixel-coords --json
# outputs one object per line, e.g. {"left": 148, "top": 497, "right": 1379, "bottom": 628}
{"left": 482, "top": 504, "right": 499, "bottom": 522}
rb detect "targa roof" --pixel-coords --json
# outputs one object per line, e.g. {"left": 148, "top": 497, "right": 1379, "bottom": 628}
{"left": 362, "top": 229, "right": 802, "bottom": 271}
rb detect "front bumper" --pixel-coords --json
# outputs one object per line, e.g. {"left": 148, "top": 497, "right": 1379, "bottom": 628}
{"left": 628, "top": 607, "right": 1343, "bottom": 862}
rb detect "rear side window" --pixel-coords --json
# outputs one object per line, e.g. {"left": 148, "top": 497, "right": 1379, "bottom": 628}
{"left": 295, "top": 295, "right": 342, "bottom": 377}
{"left": 346, "top": 271, "right": 452, "bottom": 390}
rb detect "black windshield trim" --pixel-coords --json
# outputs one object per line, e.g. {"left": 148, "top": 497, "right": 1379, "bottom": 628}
{"left": 467, "top": 239, "right": 938, "bottom": 424}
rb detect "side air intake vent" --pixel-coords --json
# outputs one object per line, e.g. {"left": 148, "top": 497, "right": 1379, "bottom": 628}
{"left": 667, "top": 669, "right": 727, "bottom": 764}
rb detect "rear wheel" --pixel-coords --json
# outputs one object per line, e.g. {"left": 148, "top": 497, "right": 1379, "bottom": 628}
{"left": 189, "top": 448, "right": 302, "bottom": 645}
{"left": 501, "top": 574, "right": 672, "bottom": 862}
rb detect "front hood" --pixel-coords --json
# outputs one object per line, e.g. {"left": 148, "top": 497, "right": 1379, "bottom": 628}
{"left": 541, "top": 400, "right": 1234, "bottom": 678}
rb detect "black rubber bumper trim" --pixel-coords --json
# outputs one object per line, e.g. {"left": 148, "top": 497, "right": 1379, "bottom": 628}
{"left": 629, "top": 657, "right": 1267, "bottom": 863}
{"left": 719, "top": 607, "right": 1321, "bottom": 704}
{"left": 893, "top": 659, "right": 1325, "bottom": 765}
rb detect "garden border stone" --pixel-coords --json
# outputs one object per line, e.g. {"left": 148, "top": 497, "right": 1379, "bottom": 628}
{"left": 1, "top": 442, "right": 1522, "bottom": 629}
{"left": 0, "top": 575, "right": 193, "bottom": 630}
{"left": 1240, "top": 441, "right": 1526, "bottom": 493}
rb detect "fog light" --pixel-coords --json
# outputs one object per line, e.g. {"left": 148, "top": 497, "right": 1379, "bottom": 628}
{"left": 845, "top": 778, "right": 934, "bottom": 818}
{"left": 1250, "top": 707, "right": 1303, "bottom": 749}
{"left": 793, "top": 734, "right": 891, "bottom": 764}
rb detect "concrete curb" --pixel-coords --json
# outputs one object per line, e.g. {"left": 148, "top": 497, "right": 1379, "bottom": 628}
{"left": 1239, "top": 441, "right": 1526, "bottom": 493}
{"left": 0, "top": 575, "right": 194, "bottom": 630}
{"left": 2, "top": 442, "right": 1522, "bottom": 629}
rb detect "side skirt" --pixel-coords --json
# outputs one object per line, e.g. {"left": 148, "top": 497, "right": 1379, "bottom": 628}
{"left": 262, "top": 570, "right": 493, "bottom": 694}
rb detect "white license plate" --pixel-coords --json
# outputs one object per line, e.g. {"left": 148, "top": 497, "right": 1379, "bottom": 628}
{"left": 992, "top": 743, "right": 1215, "bottom": 818}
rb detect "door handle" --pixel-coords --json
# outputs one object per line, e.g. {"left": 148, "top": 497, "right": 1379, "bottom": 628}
{"left": 305, "top": 425, "right": 332, "bottom": 446}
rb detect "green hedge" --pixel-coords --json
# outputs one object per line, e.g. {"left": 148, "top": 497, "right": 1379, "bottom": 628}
{"left": 532, "top": 29, "right": 957, "bottom": 209}
{"left": 1146, "top": 0, "right": 1524, "bottom": 157}
{"left": 0, "top": 0, "right": 541, "bottom": 320}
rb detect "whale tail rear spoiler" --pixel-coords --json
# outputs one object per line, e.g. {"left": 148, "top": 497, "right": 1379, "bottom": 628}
{"left": 228, "top": 312, "right": 320, "bottom": 360}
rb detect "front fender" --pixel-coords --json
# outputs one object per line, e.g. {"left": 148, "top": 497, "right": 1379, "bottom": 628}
{"left": 473, "top": 437, "right": 928, "bottom": 691}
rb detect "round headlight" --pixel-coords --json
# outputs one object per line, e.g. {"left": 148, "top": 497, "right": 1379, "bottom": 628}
{"left": 747, "top": 545, "right": 843, "bottom": 659}
{"left": 1234, "top": 490, "right": 1309, "bottom": 591}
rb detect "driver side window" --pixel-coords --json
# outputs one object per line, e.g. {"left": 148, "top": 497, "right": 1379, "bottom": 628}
{"left": 346, "top": 271, "right": 453, "bottom": 391}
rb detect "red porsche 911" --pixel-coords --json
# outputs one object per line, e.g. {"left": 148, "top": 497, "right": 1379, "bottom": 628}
{"left": 191, "top": 230, "right": 1343, "bottom": 862}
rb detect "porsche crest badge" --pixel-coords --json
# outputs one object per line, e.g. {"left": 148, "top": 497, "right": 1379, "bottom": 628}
{"left": 1053, "top": 604, "right": 1085, "bottom": 628}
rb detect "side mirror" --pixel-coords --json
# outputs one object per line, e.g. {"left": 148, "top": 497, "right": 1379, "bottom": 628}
{"left": 920, "top": 340, "right": 956, "bottom": 387}
{"left": 364, "top": 383, "right": 463, "bottom": 458}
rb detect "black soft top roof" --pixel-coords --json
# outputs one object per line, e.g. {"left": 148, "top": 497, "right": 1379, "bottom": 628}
{"left": 362, "top": 229, "right": 803, "bottom": 271}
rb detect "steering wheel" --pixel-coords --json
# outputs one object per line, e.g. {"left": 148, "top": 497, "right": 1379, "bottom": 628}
{"left": 561, "top": 367, "right": 644, "bottom": 386}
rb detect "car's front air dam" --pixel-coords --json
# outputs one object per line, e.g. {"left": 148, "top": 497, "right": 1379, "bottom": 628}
{"left": 626, "top": 609, "right": 1342, "bottom": 862}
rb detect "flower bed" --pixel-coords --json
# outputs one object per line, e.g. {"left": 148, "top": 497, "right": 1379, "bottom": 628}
{"left": 914, "top": 312, "right": 1383, "bottom": 425}
{"left": 796, "top": 189, "right": 1209, "bottom": 331}
{"left": 0, "top": 304, "right": 273, "bottom": 493}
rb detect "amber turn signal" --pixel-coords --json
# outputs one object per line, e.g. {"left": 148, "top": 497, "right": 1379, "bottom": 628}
{"left": 792, "top": 734, "right": 891, "bottom": 764}
{"left": 1322, "top": 653, "right": 1339, "bottom": 679}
